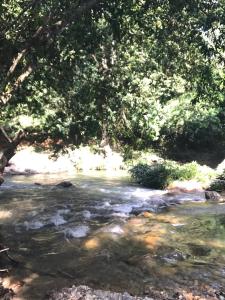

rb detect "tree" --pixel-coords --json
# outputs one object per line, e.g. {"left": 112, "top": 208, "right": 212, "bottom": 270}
{"left": 0, "top": 0, "right": 225, "bottom": 183}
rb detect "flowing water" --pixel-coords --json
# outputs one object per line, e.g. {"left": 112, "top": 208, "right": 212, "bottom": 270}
{"left": 0, "top": 172, "right": 225, "bottom": 299}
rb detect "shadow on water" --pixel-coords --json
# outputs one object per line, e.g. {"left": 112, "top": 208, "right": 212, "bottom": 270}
{"left": 0, "top": 174, "right": 225, "bottom": 299}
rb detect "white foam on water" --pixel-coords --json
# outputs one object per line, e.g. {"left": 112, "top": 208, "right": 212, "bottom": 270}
{"left": 99, "top": 188, "right": 111, "bottom": 193}
{"left": 28, "top": 211, "right": 38, "bottom": 217}
{"left": 108, "top": 225, "right": 124, "bottom": 234}
{"left": 96, "top": 201, "right": 111, "bottom": 209}
{"left": 50, "top": 214, "right": 67, "bottom": 226}
{"left": 82, "top": 210, "right": 91, "bottom": 219}
{"left": 64, "top": 225, "right": 90, "bottom": 238}
{"left": 101, "top": 224, "right": 124, "bottom": 235}
{"left": 172, "top": 192, "right": 205, "bottom": 202}
{"left": 57, "top": 209, "right": 70, "bottom": 215}
{"left": 131, "top": 188, "right": 167, "bottom": 200}
{"left": 112, "top": 204, "right": 133, "bottom": 214}
{"left": 112, "top": 202, "right": 142, "bottom": 214}
{"left": 111, "top": 212, "right": 129, "bottom": 218}
{"left": 24, "top": 220, "right": 45, "bottom": 230}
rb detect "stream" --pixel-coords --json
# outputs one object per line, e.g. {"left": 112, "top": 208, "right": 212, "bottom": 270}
{"left": 0, "top": 172, "right": 225, "bottom": 299}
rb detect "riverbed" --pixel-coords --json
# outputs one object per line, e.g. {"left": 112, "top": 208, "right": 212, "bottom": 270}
{"left": 0, "top": 172, "right": 225, "bottom": 299}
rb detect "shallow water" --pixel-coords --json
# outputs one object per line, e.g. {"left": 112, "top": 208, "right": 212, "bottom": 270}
{"left": 0, "top": 172, "right": 225, "bottom": 299}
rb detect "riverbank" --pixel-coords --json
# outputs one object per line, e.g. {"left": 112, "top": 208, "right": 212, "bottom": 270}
{"left": 4, "top": 145, "right": 225, "bottom": 202}
{"left": 3, "top": 146, "right": 219, "bottom": 191}
{"left": 4, "top": 145, "right": 126, "bottom": 175}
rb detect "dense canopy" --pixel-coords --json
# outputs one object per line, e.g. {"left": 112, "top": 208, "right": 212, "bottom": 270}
{"left": 0, "top": 0, "right": 225, "bottom": 152}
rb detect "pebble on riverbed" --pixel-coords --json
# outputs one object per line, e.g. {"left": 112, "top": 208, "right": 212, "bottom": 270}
{"left": 48, "top": 284, "right": 225, "bottom": 300}
{"left": 48, "top": 285, "right": 154, "bottom": 300}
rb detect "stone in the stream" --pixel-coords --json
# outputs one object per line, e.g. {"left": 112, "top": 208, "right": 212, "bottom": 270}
{"left": 0, "top": 284, "right": 14, "bottom": 299}
{"left": 0, "top": 175, "right": 4, "bottom": 185}
{"left": 158, "top": 250, "right": 188, "bottom": 264}
{"left": 48, "top": 285, "right": 153, "bottom": 300}
{"left": 205, "top": 190, "right": 222, "bottom": 202}
{"left": 56, "top": 181, "right": 74, "bottom": 188}
{"left": 188, "top": 243, "right": 211, "bottom": 256}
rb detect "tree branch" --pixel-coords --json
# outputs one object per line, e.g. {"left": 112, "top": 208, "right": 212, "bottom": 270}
{"left": 1, "top": 0, "right": 100, "bottom": 106}
{"left": 1, "top": 65, "right": 33, "bottom": 105}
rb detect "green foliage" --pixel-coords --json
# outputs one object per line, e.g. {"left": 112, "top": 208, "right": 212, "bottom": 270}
{"left": 208, "top": 180, "right": 225, "bottom": 192}
{"left": 217, "top": 168, "right": 225, "bottom": 181}
{"left": 130, "top": 163, "right": 172, "bottom": 189}
{"left": 130, "top": 161, "right": 215, "bottom": 189}
{"left": 1, "top": 0, "right": 225, "bottom": 153}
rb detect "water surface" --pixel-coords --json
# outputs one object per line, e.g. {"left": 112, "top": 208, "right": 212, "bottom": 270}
{"left": 0, "top": 172, "right": 225, "bottom": 299}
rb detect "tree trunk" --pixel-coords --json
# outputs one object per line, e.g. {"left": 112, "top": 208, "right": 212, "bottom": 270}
{"left": 0, "top": 127, "right": 25, "bottom": 185}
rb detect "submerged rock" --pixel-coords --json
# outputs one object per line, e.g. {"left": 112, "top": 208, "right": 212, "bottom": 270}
{"left": 48, "top": 285, "right": 153, "bottom": 300}
{"left": 158, "top": 250, "right": 188, "bottom": 264}
{"left": 0, "top": 175, "right": 4, "bottom": 185}
{"left": 188, "top": 243, "right": 211, "bottom": 256}
{"left": 0, "top": 284, "right": 14, "bottom": 299}
{"left": 205, "top": 190, "right": 222, "bottom": 202}
{"left": 56, "top": 181, "right": 74, "bottom": 188}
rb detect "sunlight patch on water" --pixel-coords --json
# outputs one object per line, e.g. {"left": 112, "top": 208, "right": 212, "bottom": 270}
{"left": 0, "top": 210, "right": 12, "bottom": 219}
{"left": 84, "top": 237, "right": 101, "bottom": 250}
{"left": 139, "top": 234, "right": 163, "bottom": 250}
{"left": 205, "top": 239, "right": 225, "bottom": 249}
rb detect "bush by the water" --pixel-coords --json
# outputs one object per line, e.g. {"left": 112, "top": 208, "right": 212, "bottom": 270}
{"left": 206, "top": 159, "right": 225, "bottom": 192}
{"left": 208, "top": 180, "right": 225, "bottom": 192}
{"left": 130, "top": 161, "right": 215, "bottom": 189}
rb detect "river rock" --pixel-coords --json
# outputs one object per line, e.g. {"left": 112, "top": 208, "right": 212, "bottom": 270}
{"left": 56, "top": 181, "right": 74, "bottom": 188}
{"left": 205, "top": 191, "right": 222, "bottom": 202}
{"left": 0, "top": 284, "right": 14, "bottom": 299}
{"left": 48, "top": 285, "right": 153, "bottom": 300}
{"left": 0, "top": 175, "right": 4, "bottom": 185}
{"left": 188, "top": 243, "right": 211, "bottom": 256}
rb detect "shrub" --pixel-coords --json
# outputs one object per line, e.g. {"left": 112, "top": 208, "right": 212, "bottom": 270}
{"left": 130, "top": 161, "right": 215, "bottom": 189}
{"left": 206, "top": 160, "right": 225, "bottom": 192}
{"left": 130, "top": 163, "right": 171, "bottom": 189}
{"left": 208, "top": 180, "right": 225, "bottom": 192}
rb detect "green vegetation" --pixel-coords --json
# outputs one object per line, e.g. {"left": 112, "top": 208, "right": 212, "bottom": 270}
{"left": 206, "top": 159, "right": 225, "bottom": 192}
{"left": 0, "top": 0, "right": 225, "bottom": 163}
{"left": 130, "top": 161, "right": 215, "bottom": 189}
{"left": 208, "top": 180, "right": 225, "bottom": 192}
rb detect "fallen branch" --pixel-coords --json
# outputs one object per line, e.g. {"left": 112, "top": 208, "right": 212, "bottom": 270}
{"left": 0, "top": 248, "right": 9, "bottom": 253}
{"left": 0, "top": 269, "right": 9, "bottom": 273}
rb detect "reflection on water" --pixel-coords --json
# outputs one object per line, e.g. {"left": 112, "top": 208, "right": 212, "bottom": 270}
{"left": 0, "top": 172, "right": 225, "bottom": 299}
